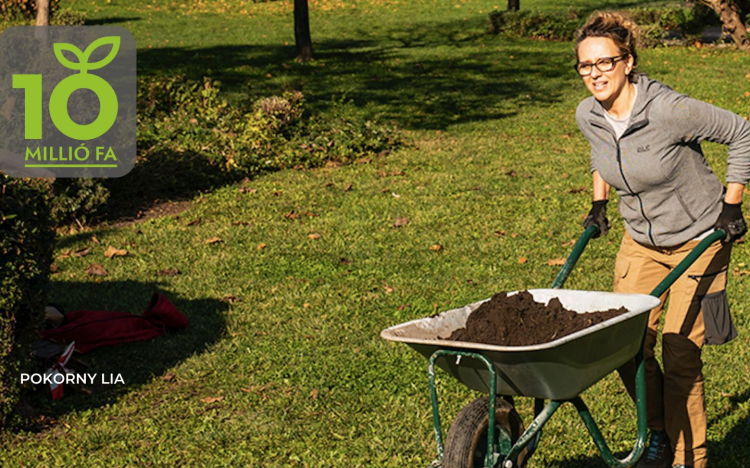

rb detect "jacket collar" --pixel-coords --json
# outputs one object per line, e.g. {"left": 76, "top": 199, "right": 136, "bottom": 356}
{"left": 587, "top": 74, "right": 652, "bottom": 136}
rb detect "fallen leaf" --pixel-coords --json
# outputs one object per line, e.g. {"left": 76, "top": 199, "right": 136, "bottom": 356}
{"left": 391, "top": 192, "right": 401, "bottom": 199}
{"left": 339, "top": 258, "right": 351, "bottom": 265}
{"left": 733, "top": 267, "right": 750, "bottom": 276}
{"left": 381, "top": 187, "right": 390, "bottom": 193}
{"left": 429, "top": 244, "right": 443, "bottom": 251}
{"left": 238, "top": 187, "right": 257, "bottom": 194}
{"left": 392, "top": 217, "right": 409, "bottom": 228}
{"left": 72, "top": 247, "right": 92, "bottom": 257}
{"left": 91, "top": 235, "right": 100, "bottom": 244}
{"left": 221, "top": 295, "right": 240, "bottom": 304}
{"left": 397, "top": 304, "right": 410, "bottom": 311}
{"left": 342, "top": 183, "right": 353, "bottom": 192}
{"left": 546, "top": 258, "right": 566, "bottom": 266}
{"left": 505, "top": 170, "right": 517, "bottom": 177}
{"left": 311, "top": 389, "right": 318, "bottom": 401}
{"left": 200, "top": 396, "right": 224, "bottom": 404}
{"left": 308, "top": 233, "right": 321, "bottom": 240}
{"left": 380, "top": 170, "right": 405, "bottom": 177}
{"left": 518, "top": 257, "right": 527, "bottom": 264}
{"left": 156, "top": 268, "right": 181, "bottom": 276}
{"left": 568, "top": 186, "right": 587, "bottom": 194}
{"left": 284, "top": 211, "right": 300, "bottom": 220}
{"left": 104, "top": 246, "right": 128, "bottom": 258}
{"left": 561, "top": 240, "right": 575, "bottom": 247}
{"left": 257, "top": 243, "right": 267, "bottom": 250}
{"left": 86, "top": 264, "right": 108, "bottom": 276}
{"left": 162, "top": 372, "right": 176, "bottom": 382}
{"left": 206, "top": 237, "right": 223, "bottom": 244}
{"left": 511, "top": 233, "right": 518, "bottom": 238}
{"left": 273, "top": 191, "right": 283, "bottom": 196}
{"left": 187, "top": 217, "right": 202, "bottom": 226}
{"left": 383, "top": 283, "right": 394, "bottom": 294}
{"left": 494, "top": 230, "right": 506, "bottom": 237}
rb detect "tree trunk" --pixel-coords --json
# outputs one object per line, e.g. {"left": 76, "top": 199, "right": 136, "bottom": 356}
{"left": 507, "top": 0, "right": 519, "bottom": 11}
{"left": 35, "top": 0, "right": 50, "bottom": 26}
{"left": 294, "top": 0, "right": 313, "bottom": 62}
{"left": 701, "top": 0, "right": 750, "bottom": 50}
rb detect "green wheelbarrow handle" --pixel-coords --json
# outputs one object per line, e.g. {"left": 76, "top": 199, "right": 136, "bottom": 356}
{"left": 551, "top": 225, "right": 600, "bottom": 289}
{"left": 649, "top": 229, "right": 726, "bottom": 297}
{"left": 552, "top": 227, "right": 727, "bottom": 292}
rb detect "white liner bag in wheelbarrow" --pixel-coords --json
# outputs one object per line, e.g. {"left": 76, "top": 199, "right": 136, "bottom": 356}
{"left": 381, "top": 289, "right": 660, "bottom": 401}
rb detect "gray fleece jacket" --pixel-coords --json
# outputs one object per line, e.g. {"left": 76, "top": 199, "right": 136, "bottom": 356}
{"left": 576, "top": 74, "right": 750, "bottom": 247}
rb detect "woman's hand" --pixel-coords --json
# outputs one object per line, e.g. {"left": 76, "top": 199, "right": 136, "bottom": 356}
{"left": 715, "top": 183, "right": 748, "bottom": 243}
{"left": 714, "top": 201, "right": 747, "bottom": 243}
{"left": 583, "top": 200, "right": 610, "bottom": 238}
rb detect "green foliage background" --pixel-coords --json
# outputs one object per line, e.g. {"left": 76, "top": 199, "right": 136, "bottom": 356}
{"left": 0, "top": 175, "right": 54, "bottom": 427}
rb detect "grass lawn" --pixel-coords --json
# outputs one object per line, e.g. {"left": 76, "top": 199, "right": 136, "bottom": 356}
{"left": 2, "top": 0, "right": 750, "bottom": 466}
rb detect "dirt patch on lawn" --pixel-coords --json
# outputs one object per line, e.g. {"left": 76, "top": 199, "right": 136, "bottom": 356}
{"left": 444, "top": 290, "right": 627, "bottom": 346}
{"left": 105, "top": 198, "right": 196, "bottom": 228}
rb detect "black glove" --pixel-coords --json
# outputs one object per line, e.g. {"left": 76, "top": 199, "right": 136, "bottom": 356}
{"left": 714, "top": 201, "right": 747, "bottom": 243}
{"left": 583, "top": 200, "right": 610, "bottom": 238}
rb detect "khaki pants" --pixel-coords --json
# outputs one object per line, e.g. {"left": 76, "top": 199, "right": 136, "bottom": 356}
{"left": 614, "top": 231, "right": 732, "bottom": 468}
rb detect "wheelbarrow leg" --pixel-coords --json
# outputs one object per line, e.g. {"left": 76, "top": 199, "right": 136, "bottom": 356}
{"left": 429, "top": 350, "right": 499, "bottom": 467}
{"left": 569, "top": 345, "right": 649, "bottom": 468}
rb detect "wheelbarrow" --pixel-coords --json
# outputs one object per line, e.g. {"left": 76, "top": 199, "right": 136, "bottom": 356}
{"left": 380, "top": 226, "right": 726, "bottom": 468}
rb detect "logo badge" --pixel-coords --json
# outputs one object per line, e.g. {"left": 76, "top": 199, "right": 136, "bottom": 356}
{"left": 0, "top": 26, "right": 136, "bottom": 177}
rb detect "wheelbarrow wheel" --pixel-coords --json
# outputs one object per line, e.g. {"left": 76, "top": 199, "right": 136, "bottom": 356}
{"left": 443, "top": 396, "right": 528, "bottom": 468}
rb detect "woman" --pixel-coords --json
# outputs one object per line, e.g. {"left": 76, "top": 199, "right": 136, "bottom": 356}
{"left": 574, "top": 12, "right": 750, "bottom": 468}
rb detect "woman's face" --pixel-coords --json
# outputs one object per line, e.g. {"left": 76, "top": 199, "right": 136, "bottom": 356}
{"left": 576, "top": 37, "right": 634, "bottom": 108}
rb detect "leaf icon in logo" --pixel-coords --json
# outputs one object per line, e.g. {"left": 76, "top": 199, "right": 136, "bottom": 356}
{"left": 53, "top": 36, "right": 121, "bottom": 72}
{"left": 53, "top": 43, "right": 86, "bottom": 70}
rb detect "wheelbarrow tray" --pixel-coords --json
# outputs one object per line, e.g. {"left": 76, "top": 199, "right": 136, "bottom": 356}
{"left": 381, "top": 289, "right": 661, "bottom": 400}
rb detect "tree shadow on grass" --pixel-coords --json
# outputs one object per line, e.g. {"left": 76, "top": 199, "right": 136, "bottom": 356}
{"left": 21, "top": 280, "right": 227, "bottom": 424}
{"left": 136, "top": 16, "right": 575, "bottom": 131}
{"left": 86, "top": 17, "right": 141, "bottom": 26}
{"left": 97, "top": 147, "right": 238, "bottom": 224}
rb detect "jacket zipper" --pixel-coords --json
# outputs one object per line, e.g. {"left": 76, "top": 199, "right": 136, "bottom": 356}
{"left": 615, "top": 141, "right": 656, "bottom": 246}
{"left": 592, "top": 120, "right": 657, "bottom": 246}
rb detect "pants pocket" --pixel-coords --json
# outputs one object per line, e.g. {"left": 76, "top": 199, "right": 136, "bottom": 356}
{"left": 613, "top": 257, "right": 630, "bottom": 291}
{"left": 702, "top": 290, "right": 738, "bottom": 345}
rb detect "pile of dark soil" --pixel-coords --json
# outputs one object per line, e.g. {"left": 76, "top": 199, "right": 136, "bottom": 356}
{"left": 444, "top": 291, "right": 627, "bottom": 346}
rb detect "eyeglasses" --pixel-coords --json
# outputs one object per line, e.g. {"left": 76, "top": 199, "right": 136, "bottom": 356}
{"left": 574, "top": 54, "right": 629, "bottom": 76}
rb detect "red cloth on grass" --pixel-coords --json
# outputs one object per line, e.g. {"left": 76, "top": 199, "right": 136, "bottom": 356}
{"left": 41, "top": 293, "right": 188, "bottom": 354}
